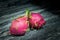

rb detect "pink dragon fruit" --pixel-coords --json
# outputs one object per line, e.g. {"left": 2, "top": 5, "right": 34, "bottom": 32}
{"left": 9, "top": 9, "right": 29, "bottom": 36}
{"left": 29, "top": 12, "right": 46, "bottom": 29}
{"left": 9, "top": 9, "right": 46, "bottom": 36}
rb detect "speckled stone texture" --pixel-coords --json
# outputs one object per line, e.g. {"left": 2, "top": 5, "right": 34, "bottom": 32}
{"left": 0, "top": 3, "right": 60, "bottom": 40}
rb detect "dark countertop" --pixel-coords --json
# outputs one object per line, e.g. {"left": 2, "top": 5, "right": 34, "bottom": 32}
{"left": 0, "top": 4, "right": 60, "bottom": 40}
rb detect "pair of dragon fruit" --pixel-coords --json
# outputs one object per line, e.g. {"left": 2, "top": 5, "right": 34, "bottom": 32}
{"left": 9, "top": 9, "right": 46, "bottom": 36}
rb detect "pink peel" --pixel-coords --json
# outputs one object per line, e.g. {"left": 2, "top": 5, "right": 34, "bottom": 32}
{"left": 29, "top": 12, "right": 46, "bottom": 29}
{"left": 9, "top": 9, "right": 30, "bottom": 35}
{"left": 10, "top": 16, "right": 29, "bottom": 35}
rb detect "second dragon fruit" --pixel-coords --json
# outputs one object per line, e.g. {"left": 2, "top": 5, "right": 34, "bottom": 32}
{"left": 29, "top": 12, "right": 46, "bottom": 29}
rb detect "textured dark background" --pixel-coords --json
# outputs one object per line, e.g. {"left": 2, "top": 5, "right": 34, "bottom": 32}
{"left": 0, "top": 0, "right": 60, "bottom": 40}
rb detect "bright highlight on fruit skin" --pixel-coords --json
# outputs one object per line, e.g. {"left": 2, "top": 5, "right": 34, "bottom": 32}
{"left": 35, "top": 22, "right": 38, "bottom": 27}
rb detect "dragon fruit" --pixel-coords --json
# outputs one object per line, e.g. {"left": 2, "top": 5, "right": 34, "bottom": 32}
{"left": 29, "top": 12, "right": 46, "bottom": 29}
{"left": 9, "top": 9, "right": 46, "bottom": 36}
{"left": 9, "top": 9, "right": 30, "bottom": 36}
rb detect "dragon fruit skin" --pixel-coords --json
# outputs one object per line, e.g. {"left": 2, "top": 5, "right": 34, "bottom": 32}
{"left": 29, "top": 12, "right": 46, "bottom": 29}
{"left": 9, "top": 16, "right": 29, "bottom": 35}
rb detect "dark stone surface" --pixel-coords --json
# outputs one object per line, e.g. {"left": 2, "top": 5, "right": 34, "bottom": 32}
{"left": 31, "top": 0, "right": 60, "bottom": 15}
{"left": 0, "top": 0, "right": 30, "bottom": 17}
